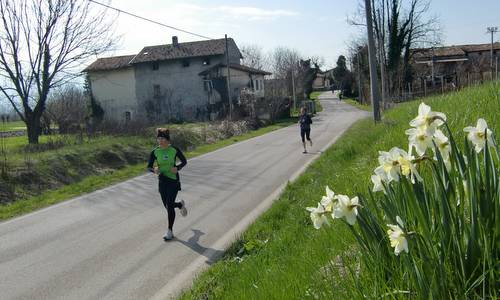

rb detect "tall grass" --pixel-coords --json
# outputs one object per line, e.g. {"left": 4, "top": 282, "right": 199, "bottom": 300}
{"left": 309, "top": 102, "right": 499, "bottom": 298}
{"left": 182, "top": 81, "right": 500, "bottom": 299}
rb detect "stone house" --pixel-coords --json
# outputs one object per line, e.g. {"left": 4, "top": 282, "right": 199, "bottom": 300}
{"left": 312, "top": 71, "right": 331, "bottom": 90}
{"left": 411, "top": 42, "right": 500, "bottom": 88}
{"left": 84, "top": 36, "right": 271, "bottom": 122}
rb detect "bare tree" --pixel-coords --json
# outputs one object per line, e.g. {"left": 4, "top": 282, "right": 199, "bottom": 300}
{"left": 310, "top": 55, "right": 326, "bottom": 70}
{"left": 241, "top": 44, "right": 265, "bottom": 70}
{"left": 45, "top": 85, "right": 87, "bottom": 134}
{"left": 0, "top": 0, "right": 117, "bottom": 144}
{"left": 268, "top": 46, "right": 302, "bottom": 79}
{"left": 349, "top": 0, "right": 441, "bottom": 97}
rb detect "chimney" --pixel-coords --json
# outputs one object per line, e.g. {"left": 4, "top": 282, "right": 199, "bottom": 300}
{"left": 172, "top": 36, "right": 178, "bottom": 46}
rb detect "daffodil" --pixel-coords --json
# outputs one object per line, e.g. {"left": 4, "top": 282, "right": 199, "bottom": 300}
{"left": 333, "top": 195, "right": 359, "bottom": 225}
{"left": 306, "top": 203, "right": 329, "bottom": 229}
{"left": 406, "top": 126, "right": 434, "bottom": 156}
{"left": 387, "top": 217, "right": 409, "bottom": 255}
{"left": 399, "top": 150, "right": 422, "bottom": 183}
{"left": 318, "top": 186, "right": 336, "bottom": 213}
{"left": 377, "top": 148, "right": 404, "bottom": 182}
{"left": 463, "top": 118, "right": 494, "bottom": 153}
{"left": 377, "top": 147, "right": 422, "bottom": 183}
{"left": 371, "top": 174, "right": 385, "bottom": 193}
{"left": 432, "top": 129, "right": 452, "bottom": 170}
{"left": 409, "top": 102, "right": 446, "bottom": 132}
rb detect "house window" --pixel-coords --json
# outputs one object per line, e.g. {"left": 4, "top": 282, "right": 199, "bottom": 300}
{"left": 153, "top": 85, "right": 161, "bottom": 98}
{"left": 202, "top": 57, "right": 211, "bottom": 65}
{"left": 124, "top": 111, "right": 131, "bottom": 121}
{"left": 152, "top": 62, "right": 159, "bottom": 70}
{"left": 182, "top": 59, "right": 190, "bottom": 67}
{"left": 255, "top": 79, "right": 259, "bottom": 91}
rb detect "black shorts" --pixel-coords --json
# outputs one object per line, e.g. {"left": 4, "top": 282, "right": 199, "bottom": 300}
{"left": 158, "top": 176, "right": 180, "bottom": 209}
{"left": 300, "top": 128, "right": 311, "bottom": 142}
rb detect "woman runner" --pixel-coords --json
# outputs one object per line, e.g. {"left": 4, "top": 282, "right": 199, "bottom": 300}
{"left": 147, "top": 128, "right": 187, "bottom": 241}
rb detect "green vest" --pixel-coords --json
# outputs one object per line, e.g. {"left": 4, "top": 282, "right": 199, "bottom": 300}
{"left": 154, "top": 146, "right": 178, "bottom": 180}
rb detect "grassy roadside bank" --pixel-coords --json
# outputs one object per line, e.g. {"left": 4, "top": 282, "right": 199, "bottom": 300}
{"left": 0, "top": 119, "right": 296, "bottom": 221}
{"left": 181, "top": 81, "right": 500, "bottom": 299}
{"left": 344, "top": 98, "right": 372, "bottom": 111}
{"left": 0, "top": 121, "right": 26, "bottom": 132}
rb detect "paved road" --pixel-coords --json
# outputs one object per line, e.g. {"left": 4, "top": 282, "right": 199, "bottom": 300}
{"left": 0, "top": 92, "right": 369, "bottom": 300}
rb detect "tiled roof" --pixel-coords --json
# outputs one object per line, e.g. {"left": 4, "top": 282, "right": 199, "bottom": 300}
{"left": 129, "top": 38, "right": 243, "bottom": 64}
{"left": 83, "top": 55, "right": 135, "bottom": 72}
{"left": 412, "top": 42, "right": 500, "bottom": 60}
{"left": 461, "top": 42, "right": 500, "bottom": 52}
{"left": 198, "top": 63, "right": 271, "bottom": 76}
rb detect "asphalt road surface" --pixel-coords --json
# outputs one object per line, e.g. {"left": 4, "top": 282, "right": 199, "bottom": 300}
{"left": 0, "top": 92, "right": 369, "bottom": 300}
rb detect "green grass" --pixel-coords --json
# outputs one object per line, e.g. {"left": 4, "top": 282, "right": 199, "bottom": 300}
{"left": 181, "top": 81, "right": 500, "bottom": 299}
{"left": 344, "top": 98, "right": 372, "bottom": 111}
{"left": 0, "top": 121, "right": 26, "bottom": 132}
{"left": 0, "top": 119, "right": 297, "bottom": 221}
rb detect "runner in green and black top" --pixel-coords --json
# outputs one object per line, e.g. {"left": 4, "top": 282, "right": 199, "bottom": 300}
{"left": 147, "top": 128, "right": 187, "bottom": 241}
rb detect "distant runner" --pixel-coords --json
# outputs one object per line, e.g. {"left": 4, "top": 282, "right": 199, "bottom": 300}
{"left": 298, "top": 107, "right": 313, "bottom": 153}
{"left": 147, "top": 128, "right": 187, "bottom": 241}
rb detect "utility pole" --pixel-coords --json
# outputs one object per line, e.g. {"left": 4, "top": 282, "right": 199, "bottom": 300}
{"left": 487, "top": 27, "right": 498, "bottom": 76}
{"left": 431, "top": 47, "right": 435, "bottom": 87}
{"left": 378, "top": 45, "right": 386, "bottom": 109}
{"left": 364, "top": 0, "right": 381, "bottom": 121}
{"left": 225, "top": 34, "right": 232, "bottom": 120}
{"left": 291, "top": 69, "right": 296, "bottom": 109}
{"left": 357, "top": 50, "right": 363, "bottom": 103}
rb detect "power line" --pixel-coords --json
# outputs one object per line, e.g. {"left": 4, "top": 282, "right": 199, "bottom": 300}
{"left": 88, "top": 0, "right": 214, "bottom": 40}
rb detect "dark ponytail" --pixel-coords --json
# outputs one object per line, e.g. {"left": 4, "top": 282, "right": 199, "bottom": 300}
{"left": 156, "top": 128, "right": 170, "bottom": 140}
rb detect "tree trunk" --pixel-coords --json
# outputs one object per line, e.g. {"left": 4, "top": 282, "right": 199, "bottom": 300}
{"left": 26, "top": 115, "right": 41, "bottom": 144}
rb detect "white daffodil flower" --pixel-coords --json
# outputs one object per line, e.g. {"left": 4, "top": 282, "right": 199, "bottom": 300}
{"left": 377, "top": 148, "right": 422, "bottom": 183}
{"left": 371, "top": 174, "right": 385, "bottom": 193}
{"left": 387, "top": 220, "right": 409, "bottom": 256}
{"left": 377, "top": 148, "right": 404, "bottom": 182}
{"left": 433, "top": 129, "right": 451, "bottom": 160}
{"left": 306, "top": 203, "right": 329, "bottom": 229}
{"left": 409, "top": 102, "right": 446, "bottom": 132}
{"left": 320, "top": 186, "right": 336, "bottom": 213}
{"left": 406, "top": 126, "right": 434, "bottom": 156}
{"left": 463, "top": 118, "right": 494, "bottom": 153}
{"left": 333, "top": 195, "right": 359, "bottom": 225}
{"left": 432, "top": 129, "right": 452, "bottom": 170}
{"left": 320, "top": 196, "right": 335, "bottom": 214}
{"left": 371, "top": 166, "right": 388, "bottom": 193}
{"left": 325, "top": 186, "right": 335, "bottom": 200}
{"left": 397, "top": 148, "right": 423, "bottom": 183}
